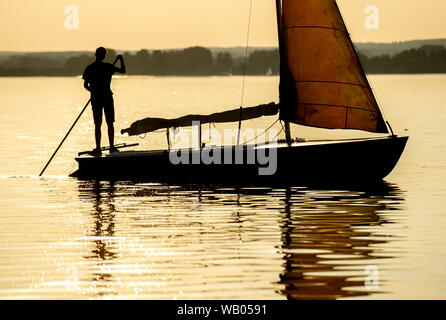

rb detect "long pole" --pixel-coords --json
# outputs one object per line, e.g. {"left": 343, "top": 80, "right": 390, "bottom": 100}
{"left": 39, "top": 99, "right": 91, "bottom": 177}
{"left": 39, "top": 57, "right": 119, "bottom": 176}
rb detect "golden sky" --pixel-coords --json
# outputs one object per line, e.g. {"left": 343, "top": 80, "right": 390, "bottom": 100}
{"left": 1, "top": 0, "right": 446, "bottom": 51}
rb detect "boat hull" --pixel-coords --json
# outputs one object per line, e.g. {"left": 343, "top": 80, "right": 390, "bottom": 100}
{"left": 71, "top": 136, "right": 408, "bottom": 184}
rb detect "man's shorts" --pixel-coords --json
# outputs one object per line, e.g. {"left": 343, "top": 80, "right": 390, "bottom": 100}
{"left": 91, "top": 95, "right": 115, "bottom": 125}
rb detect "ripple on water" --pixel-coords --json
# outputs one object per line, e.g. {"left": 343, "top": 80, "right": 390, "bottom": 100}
{"left": 0, "top": 178, "right": 407, "bottom": 299}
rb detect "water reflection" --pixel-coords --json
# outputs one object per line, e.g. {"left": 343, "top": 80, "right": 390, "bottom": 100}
{"left": 75, "top": 180, "right": 404, "bottom": 299}
{"left": 278, "top": 183, "right": 404, "bottom": 299}
{"left": 78, "top": 180, "right": 117, "bottom": 296}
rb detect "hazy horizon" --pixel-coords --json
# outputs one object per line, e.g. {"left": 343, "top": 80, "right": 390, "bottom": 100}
{"left": 1, "top": 37, "right": 446, "bottom": 54}
{"left": 1, "top": 0, "right": 445, "bottom": 52}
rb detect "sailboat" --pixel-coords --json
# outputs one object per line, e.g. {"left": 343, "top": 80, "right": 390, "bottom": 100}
{"left": 71, "top": 0, "right": 408, "bottom": 184}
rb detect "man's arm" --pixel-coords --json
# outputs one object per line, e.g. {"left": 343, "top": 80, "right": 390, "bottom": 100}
{"left": 82, "top": 66, "right": 91, "bottom": 92}
{"left": 114, "top": 55, "right": 126, "bottom": 73}
{"left": 83, "top": 80, "right": 91, "bottom": 92}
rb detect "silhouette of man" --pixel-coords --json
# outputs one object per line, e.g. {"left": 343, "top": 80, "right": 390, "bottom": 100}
{"left": 83, "top": 47, "right": 126, "bottom": 155}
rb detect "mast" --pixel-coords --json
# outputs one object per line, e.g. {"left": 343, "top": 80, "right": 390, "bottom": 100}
{"left": 276, "top": 0, "right": 292, "bottom": 142}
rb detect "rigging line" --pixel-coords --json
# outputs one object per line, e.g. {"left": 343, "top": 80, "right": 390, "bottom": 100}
{"left": 279, "top": 119, "right": 286, "bottom": 133}
{"left": 270, "top": 127, "right": 284, "bottom": 143}
{"left": 240, "top": 0, "right": 253, "bottom": 107}
{"left": 237, "top": 0, "right": 253, "bottom": 146}
{"left": 279, "top": 119, "right": 288, "bottom": 140}
{"left": 242, "top": 118, "right": 279, "bottom": 145}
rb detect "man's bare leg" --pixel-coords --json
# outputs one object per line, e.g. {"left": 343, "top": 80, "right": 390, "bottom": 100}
{"left": 95, "top": 123, "right": 101, "bottom": 150}
{"left": 107, "top": 122, "right": 114, "bottom": 148}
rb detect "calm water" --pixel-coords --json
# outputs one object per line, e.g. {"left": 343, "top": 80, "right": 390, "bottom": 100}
{"left": 0, "top": 75, "right": 445, "bottom": 299}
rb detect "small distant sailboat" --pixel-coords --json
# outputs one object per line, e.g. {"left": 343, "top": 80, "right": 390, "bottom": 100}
{"left": 72, "top": 0, "right": 408, "bottom": 184}
{"left": 266, "top": 67, "right": 273, "bottom": 76}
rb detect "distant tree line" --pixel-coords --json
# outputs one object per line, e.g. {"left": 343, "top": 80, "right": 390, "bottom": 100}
{"left": 1, "top": 45, "right": 446, "bottom": 76}
{"left": 358, "top": 45, "right": 446, "bottom": 73}
{"left": 0, "top": 47, "right": 279, "bottom": 77}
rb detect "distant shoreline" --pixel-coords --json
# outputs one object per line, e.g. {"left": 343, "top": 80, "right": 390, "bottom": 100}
{"left": 2, "top": 41, "right": 446, "bottom": 77}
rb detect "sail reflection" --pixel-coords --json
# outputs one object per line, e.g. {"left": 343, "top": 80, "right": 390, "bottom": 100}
{"left": 130, "top": 182, "right": 404, "bottom": 299}
{"left": 278, "top": 183, "right": 405, "bottom": 299}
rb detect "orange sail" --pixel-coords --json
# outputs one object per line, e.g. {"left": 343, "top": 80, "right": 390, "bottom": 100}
{"left": 278, "top": 0, "right": 388, "bottom": 133}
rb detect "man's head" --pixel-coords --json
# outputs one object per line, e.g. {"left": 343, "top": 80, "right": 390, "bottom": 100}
{"left": 95, "top": 47, "right": 107, "bottom": 61}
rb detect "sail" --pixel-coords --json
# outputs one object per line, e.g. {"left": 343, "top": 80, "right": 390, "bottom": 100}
{"left": 278, "top": 0, "right": 388, "bottom": 133}
{"left": 121, "top": 102, "right": 278, "bottom": 136}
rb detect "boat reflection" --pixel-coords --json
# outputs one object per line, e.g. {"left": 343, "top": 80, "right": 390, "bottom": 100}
{"left": 278, "top": 183, "right": 405, "bottom": 299}
{"left": 75, "top": 179, "right": 404, "bottom": 300}
{"left": 129, "top": 181, "right": 404, "bottom": 299}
